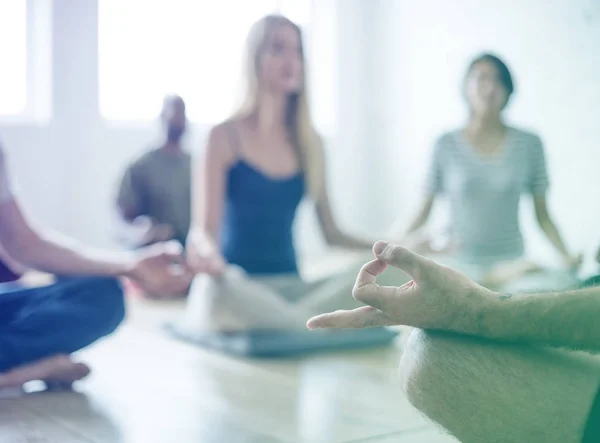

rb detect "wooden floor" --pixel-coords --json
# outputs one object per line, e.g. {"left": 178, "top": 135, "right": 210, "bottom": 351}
{"left": 0, "top": 297, "right": 458, "bottom": 443}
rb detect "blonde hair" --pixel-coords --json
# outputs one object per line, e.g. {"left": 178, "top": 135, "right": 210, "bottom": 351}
{"left": 231, "top": 14, "right": 324, "bottom": 199}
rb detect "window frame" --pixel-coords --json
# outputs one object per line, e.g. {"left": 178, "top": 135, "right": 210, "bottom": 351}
{"left": 0, "top": 0, "right": 52, "bottom": 125}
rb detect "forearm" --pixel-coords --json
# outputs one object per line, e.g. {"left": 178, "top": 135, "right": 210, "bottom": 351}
{"left": 5, "top": 231, "right": 133, "bottom": 278}
{"left": 187, "top": 226, "right": 220, "bottom": 254}
{"left": 405, "top": 215, "right": 428, "bottom": 236}
{"left": 405, "top": 195, "right": 435, "bottom": 236}
{"left": 539, "top": 218, "right": 570, "bottom": 257}
{"left": 481, "top": 288, "right": 600, "bottom": 353}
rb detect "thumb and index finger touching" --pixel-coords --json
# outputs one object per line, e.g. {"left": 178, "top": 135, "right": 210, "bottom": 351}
{"left": 372, "top": 241, "right": 427, "bottom": 278}
{"left": 306, "top": 241, "right": 429, "bottom": 330}
{"left": 352, "top": 241, "right": 428, "bottom": 310}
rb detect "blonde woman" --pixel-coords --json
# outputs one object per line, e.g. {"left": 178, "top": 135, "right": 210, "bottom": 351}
{"left": 184, "top": 15, "right": 400, "bottom": 331}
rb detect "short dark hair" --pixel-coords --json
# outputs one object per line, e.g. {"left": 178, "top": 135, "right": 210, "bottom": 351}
{"left": 466, "top": 53, "right": 515, "bottom": 96}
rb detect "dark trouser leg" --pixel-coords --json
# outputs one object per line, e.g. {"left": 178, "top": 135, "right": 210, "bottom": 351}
{"left": 0, "top": 277, "right": 125, "bottom": 372}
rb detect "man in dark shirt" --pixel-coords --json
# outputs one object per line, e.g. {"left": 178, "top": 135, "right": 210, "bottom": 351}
{"left": 117, "top": 95, "right": 191, "bottom": 247}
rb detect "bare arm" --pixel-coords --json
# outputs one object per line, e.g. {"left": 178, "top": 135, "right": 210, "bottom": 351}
{"left": 483, "top": 287, "right": 600, "bottom": 353}
{"left": 308, "top": 241, "right": 600, "bottom": 354}
{"left": 400, "top": 135, "right": 444, "bottom": 239}
{"left": 404, "top": 194, "right": 436, "bottom": 236}
{"left": 396, "top": 137, "right": 442, "bottom": 241}
{"left": 533, "top": 195, "right": 574, "bottom": 263}
{"left": 314, "top": 142, "right": 373, "bottom": 250}
{"left": 315, "top": 191, "right": 374, "bottom": 250}
{"left": 187, "top": 125, "right": 232, "bottom": 259}
{"left": 0, "top": 199, "right": 133, "bottom": 276}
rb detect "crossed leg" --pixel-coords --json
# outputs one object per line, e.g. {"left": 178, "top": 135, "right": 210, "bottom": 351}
{"left": 400, "top": 328, "right": 600, "bottom": 443}
{"left": 180, "top": 255, "right": 411, "bottom": 332}
{"left": 0, "top": 277, "right": 125, "bottom": 390}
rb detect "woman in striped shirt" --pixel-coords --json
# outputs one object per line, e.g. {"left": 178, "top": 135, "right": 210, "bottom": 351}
{"left": 404, "top": 53, "right": 580, "bottom": 287}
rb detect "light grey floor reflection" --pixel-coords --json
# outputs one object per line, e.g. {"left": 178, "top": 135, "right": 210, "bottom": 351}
{"left": 12, "top": 389, "right": 124, "bottom": 442}
{"left": 295, "top": 359, "right": 405, "bottom": 442}
{"left": 16, "top": 386, "right": 282, "bottom": 443}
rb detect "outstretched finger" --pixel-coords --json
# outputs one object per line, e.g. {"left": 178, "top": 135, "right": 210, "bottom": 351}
{"left": 306, "top": 306, "right": 394, "bottom": 330}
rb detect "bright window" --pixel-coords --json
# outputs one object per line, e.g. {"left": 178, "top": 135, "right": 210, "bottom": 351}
{"left": 0, "top": 0, "right": 27, "bottom": 116}
{"left": 98, "top": 0, "right": 317, "bottom": 125}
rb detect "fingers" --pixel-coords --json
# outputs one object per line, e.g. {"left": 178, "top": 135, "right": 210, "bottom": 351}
{"left": 306, "top": 306, "right": 393, "bottom": 330}
{"left": 352, "top": 256, "right": 418, "bottom": 313}
{"left": 353, "top": 278, "right": 415, "bottom": 313}
{"left": 354, "top": 259, "right": 387, "bottom": 288}
{"left": 373, "top": 241, "right": 429, "bottom": 280}
{"left": 352, "top": 259, "right": 398, "bottom": 312}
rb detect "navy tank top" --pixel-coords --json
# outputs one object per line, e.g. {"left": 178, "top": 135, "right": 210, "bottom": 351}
{"left": 220, "top": 126, "right": 305, "bottom": 276}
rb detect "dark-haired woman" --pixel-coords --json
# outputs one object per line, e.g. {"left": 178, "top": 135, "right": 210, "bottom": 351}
{"left": 403, "top": 53, "right": 579, "bottom": 287}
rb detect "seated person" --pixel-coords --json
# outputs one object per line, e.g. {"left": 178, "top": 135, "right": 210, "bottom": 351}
{"left": 0, "top": 140, "right": 191, "bottom": 391}
{"left": 400, "top": 53, "right": 580, "bottom": 288}
{"left": 308, "top": 241, "right": 600, "bottom": 443}
{"left": 182, "top": 14, "right": 403, "bottom": 333}
{"left": 116, "top": 95, "right": 191, "bottom": 247}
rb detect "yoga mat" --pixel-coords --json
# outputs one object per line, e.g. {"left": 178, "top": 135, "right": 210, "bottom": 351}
{"left": 164, "top": 323, "right": 399, "bottom": 358}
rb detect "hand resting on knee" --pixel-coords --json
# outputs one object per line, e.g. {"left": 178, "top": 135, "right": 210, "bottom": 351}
{"left": 308, "top": 241, "right": 600, "bottom": 353}
{"left": 307, "top": 241, "right": 600, "bottom": 443}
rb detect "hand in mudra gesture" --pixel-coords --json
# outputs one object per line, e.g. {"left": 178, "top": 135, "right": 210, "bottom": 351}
{"left": 307, "top": 241, "right": 495, "bottom": 334}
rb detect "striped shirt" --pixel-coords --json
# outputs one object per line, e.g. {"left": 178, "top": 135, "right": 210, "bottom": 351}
{"left": 427, "top": 127, "right": 549, "bottom": 264}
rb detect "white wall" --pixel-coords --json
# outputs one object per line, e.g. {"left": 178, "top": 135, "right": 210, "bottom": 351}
{"left": 0, "top": 0, "right": 378, "bottom": 257}
{"left": 371, "top": 0, "right": 600, "bottom": 265}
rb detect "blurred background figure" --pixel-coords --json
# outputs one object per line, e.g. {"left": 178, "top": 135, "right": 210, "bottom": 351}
{"left": 183, "top": 14, "right": 397, "bottom": 332}
{"left": 116, "top": 95, "right": 191, "bottom": 248}
{"left": 396, "top": 53, "right": 581, "bottom": 290}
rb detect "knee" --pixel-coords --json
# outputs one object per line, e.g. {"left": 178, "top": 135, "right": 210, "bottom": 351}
{"left": 101, "top": 278, "right": 126, "bottom": 330}
{"left": 399, "top": 328, "right": 457, "bottom": 411}
{"left": 81, "top": 277, "right": 126, "bottom": 335}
